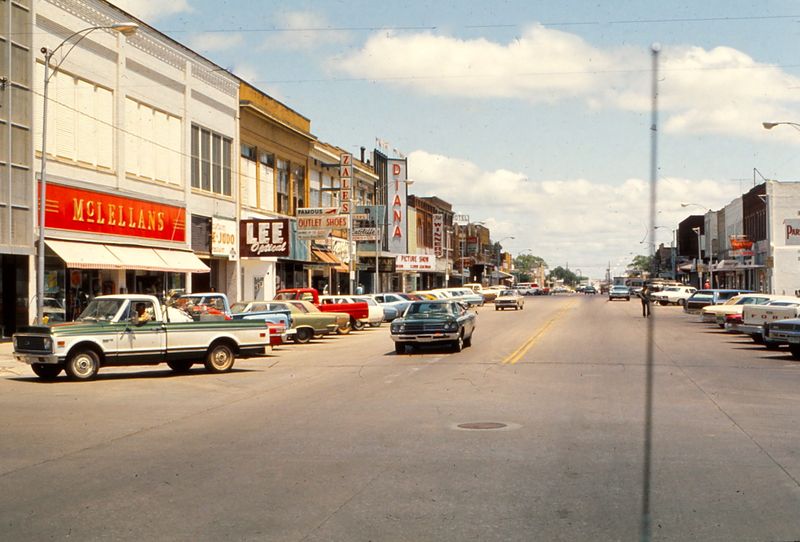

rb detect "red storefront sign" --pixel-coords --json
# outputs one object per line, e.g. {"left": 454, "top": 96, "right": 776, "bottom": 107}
{"left": 41, "top": 182, "right": 186, "bottom": 242}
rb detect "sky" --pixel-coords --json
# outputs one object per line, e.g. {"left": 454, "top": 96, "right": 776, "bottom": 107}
{"left": 114, "top": 0, "right": 800, "bottom": 279}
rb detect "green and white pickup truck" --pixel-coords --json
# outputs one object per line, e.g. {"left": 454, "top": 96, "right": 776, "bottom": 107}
{"left": 13, "top": 294, "right": 281, "bottom": 380}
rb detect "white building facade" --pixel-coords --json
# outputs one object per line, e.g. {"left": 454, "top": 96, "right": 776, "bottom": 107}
{"left": 30, "top": 0, "right": 239, "bottom": 321}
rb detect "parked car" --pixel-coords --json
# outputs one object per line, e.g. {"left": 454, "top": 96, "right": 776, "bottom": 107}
{"left": 731, "top": 298, "right": 800, "bottom": 347}
{"left": 432, "top": 287, "right": 484, "bottom": 307}
{"left": 699, "top": 294, "right": 775, "bottom": 327}
{"left": 464, "top": 283, "right": 497, "bottom": 302}
{"left": 276, "top": 288, "right": 368, "bottom": 332}
{"left": 683, "top": 289, "right": 752, "bottom": 314}
{"left": 369, "top": 293, "right": 411, "bottom": 320}
{"left": 390, "top": 300, "right": 477, "bottom": 354}
{"left": 608, "top": 285, "right": 631, "bottom": 301}
{"left": 650, "top": 285, "right": 697, "bottom": 306}
{"left": 764, "top": 317, "right": 800, "bottom": 358}
{"left": 237, "top": 300, "right": 348, "bottom": 343}
{"left": 494, "top": 289, "right": 525, "bottom": 310}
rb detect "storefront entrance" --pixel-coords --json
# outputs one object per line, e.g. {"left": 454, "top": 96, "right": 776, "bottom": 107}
{"left": 0, "top": 254, "right": 28, "bottom": 337}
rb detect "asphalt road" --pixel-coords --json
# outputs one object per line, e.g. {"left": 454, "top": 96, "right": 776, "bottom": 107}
{"left": 1, "top": 295, "right": 799, "bottom": 541}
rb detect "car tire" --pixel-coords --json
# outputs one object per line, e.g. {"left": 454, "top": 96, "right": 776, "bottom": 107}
{"left": 65, "top": 349, "right": 100, "bottom": 381}
{"left": 31, "top": 363, "right": 62, "bottom": 380}
{"left": 751, "top": 334, "right": 764, "bottom": 345}
{"left": 336, "top": 322, "right": 351, "bottom": 335}
{"left": 395, "top": 342, "right": 406, "bottom": 354}
{"left": 495, "top": 306, "right": 499, "bottom": 311}
{"left": 659, "top": 301, "right": 668, "bottom": 306}
{"left": 678, "top": 299, "right": 686, "bottom": 306}
{"left": 788, "top": 344, "right": 800, "bottom": 359}
{"left": 452, "top": 333, "right": 464, "bottom": 352}
{"left": 294, "top": 327, "right": 314, "bottom": 344}
{"left": 464, "top": 334, "right": 472, "bottom": 347}
{"left": 369, "top": 322, "right": 382, "bottom": 328}
{"left": 625, "top": 297, "right": 630, "bottom": 301}
{"left": 204, "top": 343, "right": 235, "bottom": 373}
{"left": 352, "top": 318, "right": 365, "bottom": 331}
{"left": 764, "top": 341, "right": 781, "bottom": 351}
{"left": 167, "top": 360, "right": 193, "bottom": 373}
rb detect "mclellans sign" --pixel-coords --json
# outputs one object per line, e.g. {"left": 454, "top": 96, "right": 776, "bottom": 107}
{"left": 240, "top": 219, "right": 290, "bottom": 258}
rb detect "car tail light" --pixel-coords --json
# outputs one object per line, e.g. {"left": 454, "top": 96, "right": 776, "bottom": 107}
{"left": 725, "top": 314, "right": 742, "bottom": 324}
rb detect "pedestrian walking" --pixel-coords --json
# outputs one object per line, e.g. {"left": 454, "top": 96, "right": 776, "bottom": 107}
{"left": 640, "top": 285, "right": 651, "bottom": 318}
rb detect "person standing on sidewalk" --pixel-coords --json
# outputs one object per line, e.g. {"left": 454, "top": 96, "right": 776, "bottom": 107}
{"left": 639, "top": 284, "right": 651, "bottom": 318}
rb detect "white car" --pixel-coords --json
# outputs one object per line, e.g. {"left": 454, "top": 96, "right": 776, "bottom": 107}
{"left": 650, "top": 286, "right": 697, "bottom": 306}
{"left": 323, "top": 295, "right": 384, "bottom": 328}
{"left": 494, "top": 289, "right": 525, "bottom": 310}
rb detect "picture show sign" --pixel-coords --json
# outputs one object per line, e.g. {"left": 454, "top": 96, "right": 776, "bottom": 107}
{"left": 395, "top": 254, "right": 436, "bottom": 271}
{"left": 41, "top": 182, "right": 186, "bottom": 242}
{"left": 240, "top": 218, "right": 290, "bottom": 258}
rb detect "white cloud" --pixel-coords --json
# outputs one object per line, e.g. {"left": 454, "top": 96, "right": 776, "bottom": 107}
{"left": 408, "top": 149, "right": 743, "bottom": 278}
{"left": 262, "top": 11, "right": 350, "bottom": 52}
{"left": 112, "top": 0, "right": 191, "bottom": 21}
{"left": 337, "top": 26, "right": 800, "bottom": 141}
{"left": 187, "top": 32, "right": 243, "bottom": 53}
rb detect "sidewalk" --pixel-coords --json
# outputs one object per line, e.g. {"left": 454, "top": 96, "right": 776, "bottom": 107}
{"left": 0, "top": 340, "right": 25, "bottom": 377}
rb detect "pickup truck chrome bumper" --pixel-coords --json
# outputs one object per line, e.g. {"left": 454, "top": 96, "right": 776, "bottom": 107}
{"left": 391, "top": 332, "right": 459, "bottom": 343}
{"left": 731, "top": 323, "right": 764, "bottom": 336}
{"left": 14, "top": 352, "right": 60, "bottom": 364}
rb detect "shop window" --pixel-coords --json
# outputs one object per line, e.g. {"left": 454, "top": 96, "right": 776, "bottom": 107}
{"left": 309, "top": 169, "right": 321, "bottom": 207}
{"left": 258, "top": 151, "right": 274, "bottom": 211}
{"left": 241, "top": 144, "right": 257, "bottom": 208}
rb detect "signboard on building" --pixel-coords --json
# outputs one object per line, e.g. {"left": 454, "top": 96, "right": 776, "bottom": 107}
{"left": 339, "top": 153, "right": 352, "bottom": 214}
{"left": 240, "top": 218, "right": 290, "bottom": 258}
{"left": 41, "top": 182, "right": 186, "bottom": 242}
{"left": 387, "top": 159, "right": 408, "bottom": 254}
{"left": 297, "top": 214, "right": 349, "bottom": 231}
{"left": 395, "top": 254, "right": 436, "bottom": 271}
{"left": 453, "top": 213, "right": 469, "bottom": 226}
{"left": 211, "top": 217, "right": 237, "bottom": 259}
{"left": 433, "top": 214, "right": 443, "bottom": 257}
{"left": 784, "top": 219, "right": 800, "bottom": 246}
{"left": 353, "top": 228, "right": 377, "bottom": 241}
{"left": 297, "top": 207, "right": 338, "bottom": 217}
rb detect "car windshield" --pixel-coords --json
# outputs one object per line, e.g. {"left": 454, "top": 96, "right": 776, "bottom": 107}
{"left": 500, "top": 290, "right": 515, "bottom": 296}
{"left": 406, "top": 302, "right": 454, "bottom": 317}
{"left": 76, "top": 298, "right": 125, "bottom": 322}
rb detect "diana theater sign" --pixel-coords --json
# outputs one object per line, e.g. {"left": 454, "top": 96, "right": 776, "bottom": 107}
{"left": 387, "top": 159, "right": 408, "bottom": 254}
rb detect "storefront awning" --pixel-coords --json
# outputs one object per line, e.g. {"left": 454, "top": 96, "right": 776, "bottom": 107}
{"left": 46, "top": 240, "right": 209, "bottom": 273}
{"left": 153, "top": 249, "right": 210, "bottom": 273}
{"left": 106, "top": 245, "right": 173, "bottom": 271}
{"left": 46, "top": 240, "right": 122, "bottom": 270}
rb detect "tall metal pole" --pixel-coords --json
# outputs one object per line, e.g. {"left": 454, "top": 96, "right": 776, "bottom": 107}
{"left": 36, "top": 51, "right": 52, "bottom": 325}
{"left": 374, "top": 213, "right": 381, "bottom": 293}
{"left": 641, "top": 42, "right": 660, "bottom": 542}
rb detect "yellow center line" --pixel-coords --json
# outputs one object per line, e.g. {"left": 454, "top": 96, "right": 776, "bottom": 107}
{"left": 502, "top": 300, "right": 576, "bottom": 365}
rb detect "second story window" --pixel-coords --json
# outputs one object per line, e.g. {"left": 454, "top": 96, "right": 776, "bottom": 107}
{"left": 277, "top": 159, "right": 289, "bottom": 214}
{"left": 191, "top": 124, "right": 232, "bottom": 197}
{"left": 292, "top": 164, "right": 305, "bottom": 212}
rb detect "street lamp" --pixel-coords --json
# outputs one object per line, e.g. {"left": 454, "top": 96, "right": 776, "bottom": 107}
{"left": 762, "top": 121, "right": 800, "bottom": 133}
{"left": 36, "top": 22, "right": 138, "bottom": 324}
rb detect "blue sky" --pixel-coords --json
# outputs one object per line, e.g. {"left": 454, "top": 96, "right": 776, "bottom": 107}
{"left": 117, "top": 0, "right": 800, "bottom": 278}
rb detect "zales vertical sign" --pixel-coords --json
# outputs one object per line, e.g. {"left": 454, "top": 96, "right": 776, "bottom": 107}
{"left": 339, "top": 153, "right": 352, "bottom": 214}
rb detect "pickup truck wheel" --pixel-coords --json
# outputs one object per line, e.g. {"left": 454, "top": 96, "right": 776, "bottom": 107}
{"left": 294, "top": 327, "right": 314, "bottom": 343}
{"left": 352, "top": 318, "right": 365, "bottom": 331}
{"left": 764, "top": 341, "right": 781, "bottom": 351}
{"left": 31, "top": 363, "right": 62, "bottom": 380}
{"left": 65, "top": 349, "right": 100, "bottom": 381}
{"left": 204, "top": 343, "right": 235, "bottom": 373}
{"left": 789, "top": 344, "right": 800, "bottom": 359}
{"left": 395, "top": 342, "right": 406, "bottom": 354}
{"left": 751, "top": 335, "right": 764, "bottom": 345}
{"left": 167, "top": 360, "right": 193, "bottom": 373}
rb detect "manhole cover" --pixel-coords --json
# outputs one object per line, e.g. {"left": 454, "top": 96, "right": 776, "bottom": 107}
{"left": 457, "top": 422, "right": 507, "bottom": 430}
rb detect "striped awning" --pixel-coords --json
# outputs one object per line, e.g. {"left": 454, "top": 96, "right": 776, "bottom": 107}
{"left": 46, "top": 240, "right": 121, "bottom": 270}
{"left": 46, "top": 240, "right": 209, "bottom": 273}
